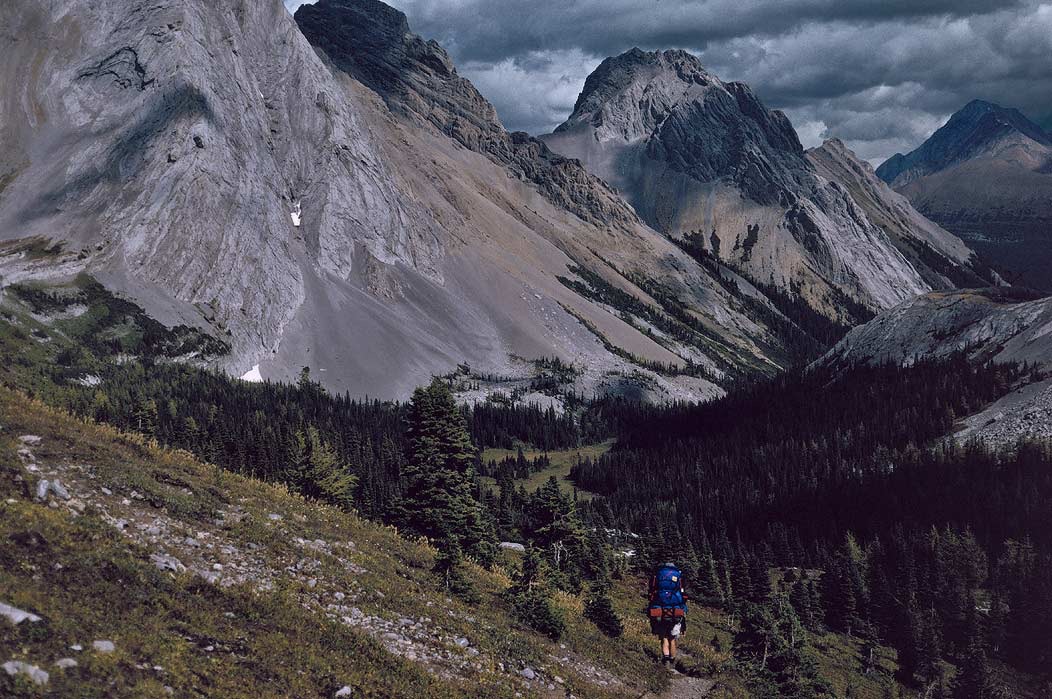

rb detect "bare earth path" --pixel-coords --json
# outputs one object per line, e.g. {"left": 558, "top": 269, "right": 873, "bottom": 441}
{"left": 642, "top": 652, "right": 716, "bottom": 698}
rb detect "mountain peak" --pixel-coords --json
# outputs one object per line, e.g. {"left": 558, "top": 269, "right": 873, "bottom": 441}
{"left": 557, "top": 48, "right": 717, "bottom": 134}
{"left": 876, "top": 98, "right": 1051, "bottom": 186}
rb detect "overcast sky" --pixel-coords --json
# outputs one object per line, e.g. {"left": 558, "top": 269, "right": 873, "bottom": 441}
{"left": 285, "top": 0, "right": 1052, "bottom": 165}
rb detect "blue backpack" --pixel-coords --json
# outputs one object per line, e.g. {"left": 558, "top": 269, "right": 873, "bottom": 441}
{"left": 651, "top": 565, "right": 685, "bottom": 610}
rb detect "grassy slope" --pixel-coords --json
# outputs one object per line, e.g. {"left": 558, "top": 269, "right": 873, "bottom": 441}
{"left": 0, "top": 388, "right": 678, "bottom": 698}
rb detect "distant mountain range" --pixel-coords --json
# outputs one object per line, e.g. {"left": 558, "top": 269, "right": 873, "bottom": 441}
{"left": 0, "top": 0, "right": 1001, "bottom": 398}
{"left": 877, "top": 100, "right": 1052, "bottom": 291}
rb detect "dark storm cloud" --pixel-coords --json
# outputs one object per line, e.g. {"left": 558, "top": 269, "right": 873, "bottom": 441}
{"left": 286, "top": 1, "right": 1051, "bottom": 165}
{"left": 386, "top": 0, "right": 1025, "bottom": 64}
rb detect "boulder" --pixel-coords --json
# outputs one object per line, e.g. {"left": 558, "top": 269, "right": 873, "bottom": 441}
{"left": 0, "top": 602, "right": 42, "bottom": 625}
{"left": 150, "top": 553, "right": 187, "bottom": 574}
{"left": 499, "top": 542, "right": 526, "bottom": 552}
{"left": 92, "top": 640, "right": 116, "bottom": 653}
{"left": 50, "top": 480, "right": 71, "bottom": 501}
{"left": 3, "top": 660, "right": 49, "bottom": 686}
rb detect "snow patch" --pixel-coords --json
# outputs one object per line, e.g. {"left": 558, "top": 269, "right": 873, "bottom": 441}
{"left": 290, "top": 201, "right": 302, "bottom": 228}
{"left": 240, "top": 365, "right": 263, "bottom": 382}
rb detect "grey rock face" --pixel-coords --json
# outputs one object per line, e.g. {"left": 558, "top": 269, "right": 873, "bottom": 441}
{"left": 807, "top": 139, "right": 987, "bottom": 289}
{"left": 295, "top": 0, "right": 637, "bottom": 231}
{"left": 0, "top": 0, "right": 441, "bottom": 386}
{"left": 543, "top": 49, "right": 937, "bottom": 321}
{"left": 821, "top": 288, "right": 1052, "bottom": 371}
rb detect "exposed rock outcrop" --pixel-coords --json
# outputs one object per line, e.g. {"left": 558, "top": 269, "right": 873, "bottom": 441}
{"left": 819, "top": 287, "right": 1052, "bottom": 448}
{"left": 807, "top": 138, "right": 988, "bottom": 289}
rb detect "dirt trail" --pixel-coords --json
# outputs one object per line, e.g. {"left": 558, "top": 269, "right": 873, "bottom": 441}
{"left": 641, "top": 652, "right": 716, "bottom": 699}
{"left": 659, "top": 673, "right": 716, "bottom": 698}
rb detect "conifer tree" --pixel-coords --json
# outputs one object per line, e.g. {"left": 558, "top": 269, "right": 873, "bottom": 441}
{"left": 821, "top": 557, "right": 859, "bottom": 634}
{"left": 507, "top": 546, "right": 565, "bottom": 640}
{"left": 584, "top": 566, "right": 623, "bottom": 638}
{"left": 400, "top": 379, "right": 496, "bottom": 563}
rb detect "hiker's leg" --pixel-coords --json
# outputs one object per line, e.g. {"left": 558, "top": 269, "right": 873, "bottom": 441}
{"left": 669, "top": 637, "right": 677, "bottom": 659}
{"left": 661, "top": 637, "right": 671, "bottom": 657}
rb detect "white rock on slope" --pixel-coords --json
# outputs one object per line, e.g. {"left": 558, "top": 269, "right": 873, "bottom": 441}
{"left": 0, "top": 602, "right": 42, "bottom": 625}
{"left": 3, "top": 660, "right": 49, "bottom": 686}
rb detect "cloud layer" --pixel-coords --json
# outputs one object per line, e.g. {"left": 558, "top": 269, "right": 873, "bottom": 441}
{"left": 288, "top": 0, "right": 1052, "bottom": 165}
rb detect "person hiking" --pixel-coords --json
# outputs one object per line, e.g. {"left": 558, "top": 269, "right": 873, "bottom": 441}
{"left": 648, "top": 561, "right": 688, "bottom": 666}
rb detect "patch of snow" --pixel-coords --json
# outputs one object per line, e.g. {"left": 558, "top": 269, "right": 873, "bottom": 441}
{"left": 74, "top": 374, "right": 102, "bottom": 387}
{"left": 290, "top": 201, "right": 302, "bottom": 228}
{"left": 240, "top": 365, "right": 263, "bottom": 382}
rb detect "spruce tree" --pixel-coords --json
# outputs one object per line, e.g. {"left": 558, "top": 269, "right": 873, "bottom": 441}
{"left": 507, "top": 546, "right": 565, "bottom": 640}
{"left": 401, "top": 379, "right": 496, "bottom": 563}
{"left": 584, "top": 569, "right": 623, "bottom": 637}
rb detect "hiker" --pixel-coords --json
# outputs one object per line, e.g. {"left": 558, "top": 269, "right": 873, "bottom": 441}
{"left": 648, "top": 561, "right": 688, "bottom": 666}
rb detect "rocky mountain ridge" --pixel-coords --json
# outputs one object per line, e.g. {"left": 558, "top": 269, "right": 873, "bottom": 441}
{"left": 806, "top": 138, "right": 987, "bottom": 289}
{"left": 877, "top": 100, "right": 1052, "bottom": 187}
{"left": 820, "top": 287, "right": 1052, "bottom": 449}
{"left": 542, "top": 49, "right": 984, "bottom": 323}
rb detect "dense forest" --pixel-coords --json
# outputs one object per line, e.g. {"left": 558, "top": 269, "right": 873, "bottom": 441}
{"left": 571, "top": 358, "right": 1052, "bottom": 696}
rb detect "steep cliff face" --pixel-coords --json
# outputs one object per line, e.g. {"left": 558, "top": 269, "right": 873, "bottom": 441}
{"left": 807, "top": 139, "right": 987, "bottom": 290}
{"left": 0, "top": 0, "right": 809, "bottom": 399}
{"left": 877, "top": 100, "right": 1052, "bottom": 292}
{"left": 295, "top": 0, "right": 638, "bottom": 230}
{"left": 542, "top": 49, "right": 936, "bottom": 324}
{"left": 0, "top": 0, "right": 442, "bottom": 372}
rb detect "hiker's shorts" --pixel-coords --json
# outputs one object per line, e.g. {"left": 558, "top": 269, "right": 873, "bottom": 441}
{"left": 650, "top": 619, "right": 682, "bottom": 638}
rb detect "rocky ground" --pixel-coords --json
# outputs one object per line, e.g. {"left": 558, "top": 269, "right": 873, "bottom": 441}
{"left": 955, "top": 378, "right": 1052, "bottom": 450}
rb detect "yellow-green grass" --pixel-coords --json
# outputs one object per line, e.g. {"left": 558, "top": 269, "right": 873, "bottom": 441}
{"left": 479, "top": 441, "right": 613, "bottom": 498}
{"left": 0, "top": 389, "right": 672, "bottom": 698}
